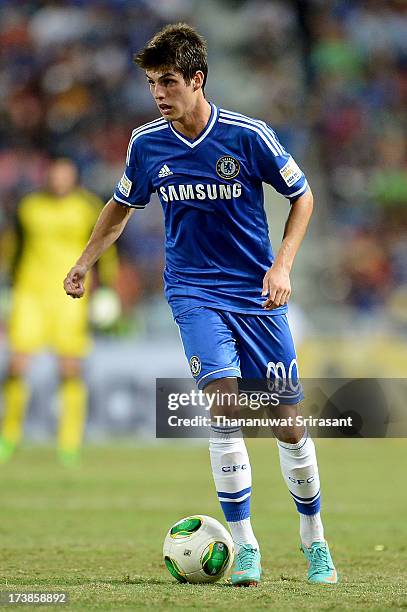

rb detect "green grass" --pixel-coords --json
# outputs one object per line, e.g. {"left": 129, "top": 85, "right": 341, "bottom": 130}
{"left": 0, "top": 440, "right": 406, "bottom": 610}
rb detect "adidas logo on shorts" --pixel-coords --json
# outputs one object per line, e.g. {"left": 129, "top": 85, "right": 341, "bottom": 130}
{"left": 158, "top": 164, "right": 173, "bottom": 178}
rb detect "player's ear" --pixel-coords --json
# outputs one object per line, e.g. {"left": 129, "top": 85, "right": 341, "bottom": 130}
{"left": 192, "top": 71, "right": 204, "bottom": 91}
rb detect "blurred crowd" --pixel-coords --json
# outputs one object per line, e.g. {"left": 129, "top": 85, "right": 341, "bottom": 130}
{"left": 306, "top": 0, "right": 407, "bottom": 328}
{"left": 0, "top": 0, "right": 405, "bottom": 336}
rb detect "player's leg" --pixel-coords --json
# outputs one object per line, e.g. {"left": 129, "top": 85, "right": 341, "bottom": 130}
{"left": 56, "top": 356, "right": 87, "bottom": 466}
{"left": 53, "top": 294, "right": 90, "bottom": 466}
{"left": 176, "top": 308, "right": 261, "bottom": 586}
{"left": 231, "top": 312, "right": 338, "bottom": 583}
{"left": 1, "top": 289, "right": 44, "bottom": 462}
{"left": 271, "top": 403, "right": 337, "bottom": 583}
{"left": 204, "top": 376, "right": 261, "bottom": 586}
{"left": 0, "top": 352, "right": 31, "bottom": 462}
{"left": 271, "top": 405, "right": 322, "bottom": 548}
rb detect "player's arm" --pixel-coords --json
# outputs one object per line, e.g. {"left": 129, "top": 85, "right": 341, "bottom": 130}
{"left": 64, "top": 199, "right": 133, "bottom": 299}
{"left": 0, "top": 207, "right": 24, "bottom": 284}
{"left": 262, "top": 188, "right": 313, "bottom": 310}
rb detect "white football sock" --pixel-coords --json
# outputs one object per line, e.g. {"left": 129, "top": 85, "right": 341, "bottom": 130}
{"left": 300, "top": 512, "right": 324, "bottom": 548}
{"left": 277, "top": 431, "right": 324, "bottom": 547}
{"left": 210, "top": 424, "right": 258, "bottom": 551}
{"left": 227, "top": 518, "right": 259, "bottom": 550}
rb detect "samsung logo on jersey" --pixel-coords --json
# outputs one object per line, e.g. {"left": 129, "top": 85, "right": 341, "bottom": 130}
{"left": 159, "top": 183, "right": 242, "bottom": 203}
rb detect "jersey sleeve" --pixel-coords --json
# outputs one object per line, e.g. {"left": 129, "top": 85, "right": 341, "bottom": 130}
{"left": 252, "top": 125, "right": 309, "bottom": 200}
{"left": 113, "top": 135, "right": 153, "bottom": 209}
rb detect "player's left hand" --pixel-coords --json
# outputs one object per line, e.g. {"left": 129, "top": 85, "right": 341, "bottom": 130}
{"left": 64, "top": 264, "right": 88, "bottom": 298}
{"left": 261, "top": 265, "right": 291, "bottom": 310}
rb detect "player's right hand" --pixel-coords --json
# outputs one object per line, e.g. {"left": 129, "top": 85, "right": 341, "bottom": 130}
{"left": 64, "top": 264, "right": 88, "bottom": 298}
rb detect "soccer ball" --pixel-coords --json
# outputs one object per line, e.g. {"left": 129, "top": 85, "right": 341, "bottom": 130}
{"left": 163, "top": 515, "right": 234, "bottom": 583}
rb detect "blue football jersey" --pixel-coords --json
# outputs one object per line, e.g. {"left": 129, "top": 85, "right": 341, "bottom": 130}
{"left": 113, "top": 103, "right": 309, "bottom": 318}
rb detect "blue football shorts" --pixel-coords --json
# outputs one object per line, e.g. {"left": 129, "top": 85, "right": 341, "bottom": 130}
{"left": 175, "top": 307, "right": 303, "bottom": 405}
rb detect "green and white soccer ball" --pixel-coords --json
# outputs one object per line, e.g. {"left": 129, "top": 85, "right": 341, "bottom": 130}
{"left": 163, "top": 515, "right": 234, "bottom": 583}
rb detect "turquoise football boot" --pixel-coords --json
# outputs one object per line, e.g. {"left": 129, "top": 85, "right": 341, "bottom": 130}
{"left": 301, "top": 540, "right": 339, "bottom": 584}
{"left": 231, "top": 544, "right": 261, "bottom": 587}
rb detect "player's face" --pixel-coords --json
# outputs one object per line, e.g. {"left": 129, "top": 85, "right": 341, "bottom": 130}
{"left": 48, "top": 160, "right": 78, "bottom": 197}
{"left": 146, "top": 70, "right": 197, "bottom": 121}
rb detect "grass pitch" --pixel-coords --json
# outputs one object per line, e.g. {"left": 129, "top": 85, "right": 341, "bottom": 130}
{"left": 0, "top": 439, "right": 406, "bottom": 611}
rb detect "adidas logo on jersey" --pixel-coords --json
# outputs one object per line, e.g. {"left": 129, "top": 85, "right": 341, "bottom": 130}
{"left": 158, "top": 164, "right": 173, "bottom": 178}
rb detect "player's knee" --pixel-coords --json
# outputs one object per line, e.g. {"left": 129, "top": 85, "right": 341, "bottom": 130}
{"left": 211, "top": 402, "right": 240, "bottom": 420}
{"left": 8, "top": 353, "right": 31, "bottom": 377}
{"left": 58, "top": 357, "right": 83, "bottom": 379}
{"left": 270, "top": 402, "right": 304, "bottom": 443}
{"left": 277, "top": 432, "right": 302, "bottom": 444}
{"left": 274, "top": 425, "right": 303, "bottom": 444}
{"left": 204, "top": 377, "right": 240, "bottom": 419}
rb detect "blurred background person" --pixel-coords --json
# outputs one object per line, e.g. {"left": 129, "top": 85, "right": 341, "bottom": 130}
{"left": 0, "top": 158, "right": 117, "bottom": 465}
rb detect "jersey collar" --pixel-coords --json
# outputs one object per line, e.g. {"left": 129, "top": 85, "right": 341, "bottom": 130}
{"left": 169, "top": 103, "right": 218, "bottom": 148}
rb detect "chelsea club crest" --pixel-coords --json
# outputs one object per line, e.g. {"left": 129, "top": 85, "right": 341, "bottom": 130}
{"left": 189, "top": 356, "right": 201, "bottom": 377}
{"left": 216, "top": 156, "right": 240, "bottom": 180}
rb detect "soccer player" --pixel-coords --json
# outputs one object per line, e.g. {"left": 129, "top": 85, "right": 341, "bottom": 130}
{"left": 64, "top": 24, "right": 338, "bottom": 585}
{"left": 0, "top": 158, "right": 117, "bottom": 466}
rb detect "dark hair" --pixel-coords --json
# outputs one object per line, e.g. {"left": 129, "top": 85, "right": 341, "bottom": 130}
{"left": 134, "top": 23, "right": 208, "bottom": 93}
